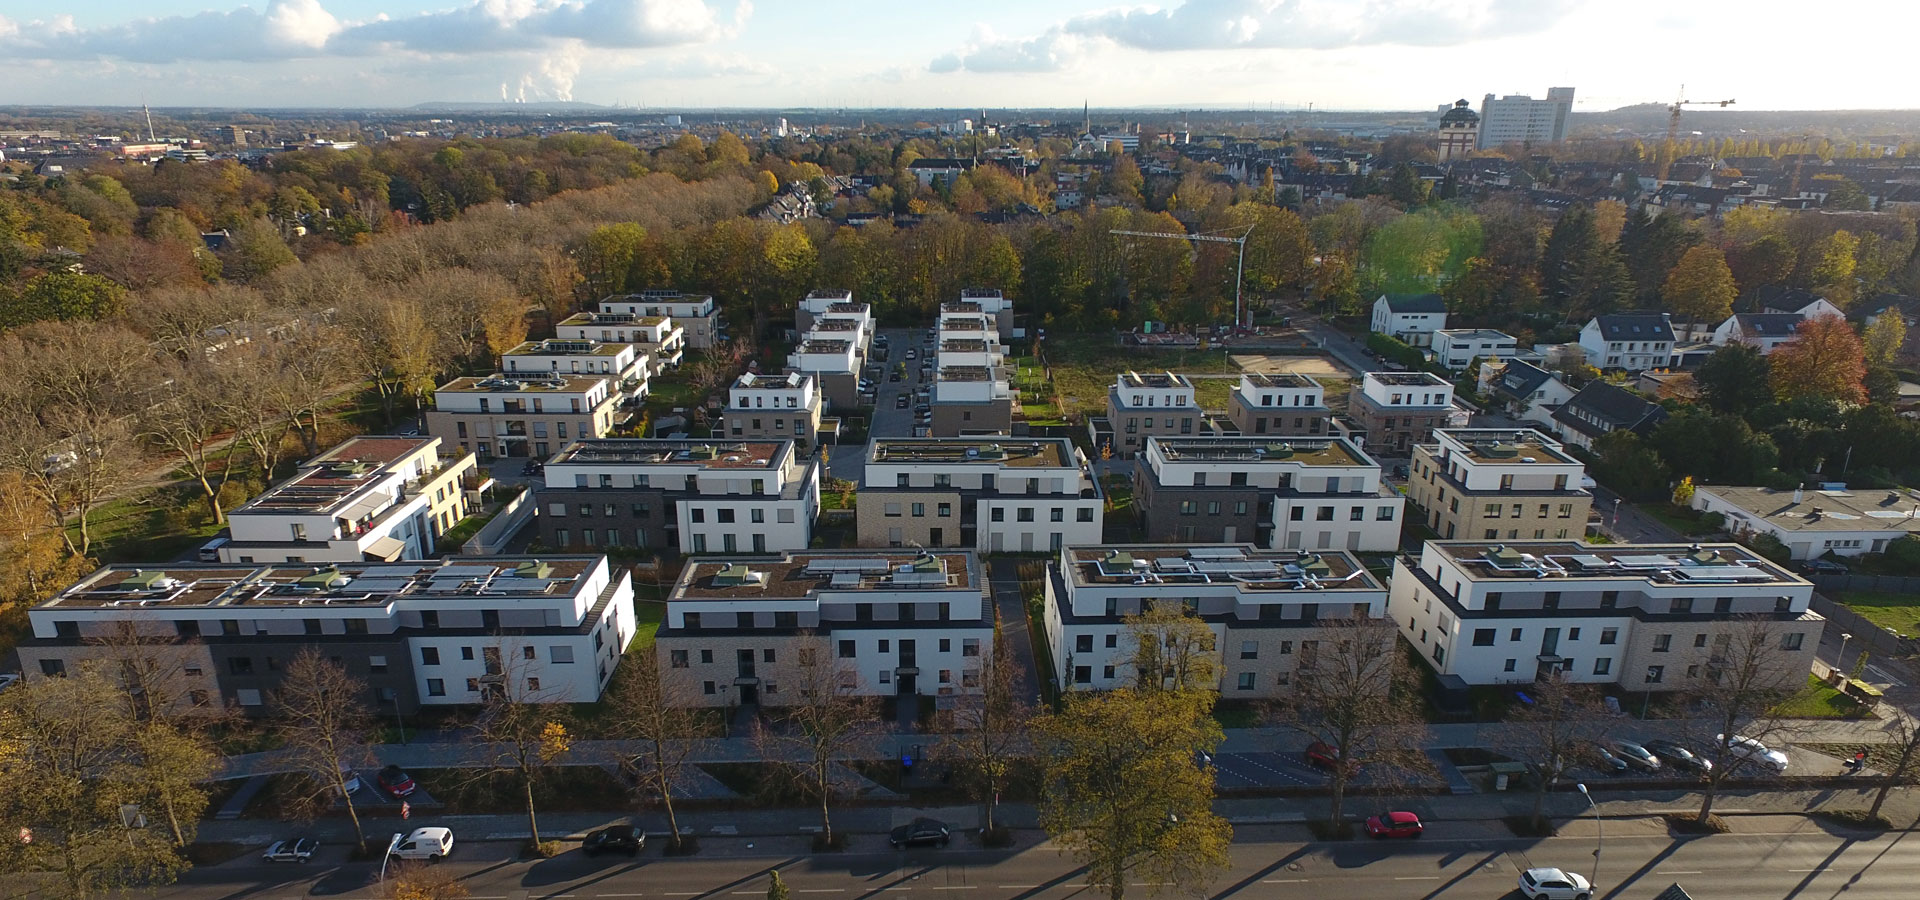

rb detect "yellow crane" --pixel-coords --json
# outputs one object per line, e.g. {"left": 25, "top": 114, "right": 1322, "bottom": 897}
{"left": 1660, "top": 86, "right": 1735, "bottom": 180}
{"left": 1109, "top": 224, "right": 1257, "bottom": 329}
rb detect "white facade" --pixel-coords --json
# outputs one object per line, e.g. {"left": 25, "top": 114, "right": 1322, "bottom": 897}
{"left": 791, "top": 338, "right": 859, "bottom": 377}
{"left": 727, "top": 372, "right": 818, "bottom": 417}
{"left": 597, "top": 291, "right": 725, "bottom": 350}
{"left": 1432, "top": 329, "right": 1519, "bottom": 371}
{"left": 1476, "top": 88, "right": 1575, "bottom": 148}
{"left": 1482, "top": 362, "right": 1574, "bottom": 428}
{"left": 1236, "top": 373, "right": 1324, "bottom": 410}
{"left": 222, "top": 436, "right": 477, "bottom": 565}
{"left": 1140, "top": 437, "right": 1404, "bottom": 553}
{"left": 1370, "top": 295, "right": 1448, "bottom": 347}
{"left": 1579, "top": 315, "right": 1674, "bottom": 372}
{"left": 1692, "top": 486, "right": 1920, "bottom": 560}
{"left": 501, "top": 339, "right": 647, "bottom": 402}
{"left": 1114, "top": 372, "right": 1195, "bottom": 410}
{"left": 861, "top": 439, "right": 1104, "bottom": 553}
{"left": 542, "top": 439, "right": 821, "bottom": 556}
{"left": 555, "top": 313, "right": 686, "bottom": 373}
{"left": 1358, "top": 371, "right": 1455, "bottom": 410}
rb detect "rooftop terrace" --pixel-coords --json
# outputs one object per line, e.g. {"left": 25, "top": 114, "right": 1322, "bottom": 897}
{"left": 1437, "top": 428, "right": 1576, "bottom": 465}
{"left": 1119, "top": 371, "right": 1193, "bottom": 389}
{"left": 797, "top": 339, "right": 852, "bottom": 353}
{"left": 1432, "top": 541, "right": 1804, "bottom": 585}
{"left": 557, "top": 312, "right": 671, "bottom": 328}
{"left": 240, "top": 437, "right": 439, "bottom": 514}
{"left": 1244, "top": 373, "right": 1319, "bottom": 389}
{"left": 733, "top": 372, "right": 811, "bottom": 390}
{"left": 938, "top": 366, "right": 998, "bottom": 382}
{"left": 439, "top": 374, "right": 607, "bottom": 394}
{"left": 504, "top": 339, "right": 628, "bottom": 358}
{"left": 42, "top": 558, "right": 596, "bottom": 610}
{"left": 1150, "top": 437, "right": 1367, "bottom": 468}
{"left": 1066, "top": 545, "right": 1378, "bottom": 592}
{"left": 1367, "top": 371, "right": 1450, "bottom": 387}
{"left": 871, "top": 439, "right": 1071, "bottom": 468}
{"left": 549, "top": 439, "right": 786, "bottom": 469}
{"left": 678, "top": 552, "right": 975, "bottom": 599}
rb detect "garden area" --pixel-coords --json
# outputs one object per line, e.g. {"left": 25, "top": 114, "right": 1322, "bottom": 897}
{"left": 1772, "top": 673, "right": 1876, "bottom": 719}
{"left": 1835, "top": 591, "right": 1920, "bottom": 636}
{"left": 1034, "top": 334, "right": 1241, "bottom": 421}
{"left": 1642, "top": 504, "right": 1726, "bottom": 537}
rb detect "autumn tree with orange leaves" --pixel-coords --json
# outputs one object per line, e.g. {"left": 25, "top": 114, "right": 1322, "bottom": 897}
{"left": 1769, "top": 315, "right": 1867, "bottom": 404}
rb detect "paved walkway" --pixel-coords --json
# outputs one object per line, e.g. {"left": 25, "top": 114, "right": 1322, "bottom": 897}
{"left": 987, "top": 556, "right": 1042, "bottom": 703}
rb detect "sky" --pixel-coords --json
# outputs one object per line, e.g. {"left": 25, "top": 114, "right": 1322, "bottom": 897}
{"left": 1, "top": 0, "right": 1916, "bottom": 111}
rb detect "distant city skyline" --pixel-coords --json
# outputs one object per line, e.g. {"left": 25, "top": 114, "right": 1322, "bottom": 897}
{"left": 0, "top": 0, "right": 1908, "bottom": 112}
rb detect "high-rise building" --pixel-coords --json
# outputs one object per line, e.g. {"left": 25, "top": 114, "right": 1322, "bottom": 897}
{"left": 1437, "top": 100, "right": 1478, "bottom": 161}
{"left": 1476, "top": 87, "right": 1574, "bottom": 148}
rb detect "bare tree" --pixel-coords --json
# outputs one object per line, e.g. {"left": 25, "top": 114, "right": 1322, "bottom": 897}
{"left": 935, "top": 623, "right": 1034, "bottom": 833}
{"left": 276, "top": 650, "right": 376, "bottom": 855}
{"left": 1868, "top": 713, "right": 1920, "bottom": 822}
{"left": 375, "top": 860, "right": 471, "bottom": 900}
{"left": 84, "top": 623, "right": 230, "bottom": 846}
{"left": 752, "top": 633, "right": 883, "bottom": 848}
{"left": 139, "top": 360, "right": 241, "bottom": 523}
{"left": 608, "top": 651, "right": 716, "bottom": 849}
{"left": 1681, "top": 616, "right": 1813, "bottom": 824}
{"left": 1495, "top": 672, "right": 1615, "bottom": 833}
{"left": 1268, "top": 617, "right": 1430, "bottom": 832}
{"left": 466, "top": 639, "right": 575, "bottom": 850}
{"left": 141, "top": 284, "right": 264, "bottom": 360}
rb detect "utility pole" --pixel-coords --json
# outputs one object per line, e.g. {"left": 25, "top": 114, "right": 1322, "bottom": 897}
{"left": 1109, "top": 225, "right": 1257, "bottom": 329}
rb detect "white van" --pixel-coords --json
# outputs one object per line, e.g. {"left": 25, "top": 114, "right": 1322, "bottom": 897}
{"left": 197, "top": 536, "right": 230, "bottom": 562}
{"left": 390, "top": 827, "right": 454, "bottom": 861}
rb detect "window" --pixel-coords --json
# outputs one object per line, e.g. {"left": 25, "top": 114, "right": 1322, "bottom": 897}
{"left": 427, "top": 678, "right": 446, "bottom": 697}
{"left": 40, "top": 659, "right": 65, "bottom": 677}
{"left": 691, "top": 508, "right": 705, "bottom": 523}
{"left": 1568, "top": 628, "right": 1581, "bottom": 641}
{"left": 1076, "top": 634, "right": 1094, "bottom": 653}
{"left": 702, "top": 681, "right": 717, "bottom": 695}
{"left": 1316, "top": 506, "right": 1334, "bottom": 521}
{"left": 1074, "top": 666, "right": 1092, "bottom": 684}
{"left": 1776, "top": 597, "right": 1792, "bottom": 613}
{"left": 467, "top": 678, "right": 481, "bottom": 692}
{"left": 1600, "top": 628, "right": 1618, "bottom": 645}
{"left": 962, "top": 639, "right": 980, "bottom": 657}
{"left": 912, "top": 502, "right": 926, "bottom": 517}
{"left": 1472, "top": 628, "right": 1495, "bottom": 647}
{"left": 990, "top": 508, "right": 1004, "bottom": 522}
{"left": 938, "top": 503, "right": 952, "bottom": 518}
{"left": 1279, "top": 641, "right": 1293, "bottom": 654}
{"left": 1051, "top": 507, "right": 1065, "bottom": 522}
{"left": 1485, "top": 502, "right": 1501, "bottom": 518}
{"left": 885, "top": 502, "right": 902, "bottom": 517}
{"left": 1350, "top": 506, "right": 1365, "bottom": 521}
{"left": 1543, "top": 591, "right": 1560, "bottom": 610}
{"left": 1240, "top": 641, "right": 1259, "bottom": 660}
{"left": 839, "top": 640, "right": 856, "bottom": 658}
{"left": 1594, "top": 658, "right": 1612, "bottom": 675}
{"left": 1509, "top": 628, "right": 1523, "bottom": 642}
{"left": 1017, "top": 507, "right": 1034, "bottom": 522}
{"left": 1237, "top": 672, "right": 1256, "bottom": 691}
{"left": 552, "top": 646, "right": 574, "bottom": 664}
{"left": 1781, "top": 633, "right": 1805, "bottom": 651}
{"left": 938, "top": 639, "right": 951, "bottom": 653}
{"left": 229, "top": 657, "right": 254, "bottom": 676}
{"left": 670, "top": 649, "right": 689, "bottom": 668}
{"left": 1290, "top": 507, "right": 1305, "bottom": 521}
{"left": 1377, "top": 505, "right": 1396, "bottom": 521}
{"left": 938, "top": 669, "right": 952, "bottom": 685}
{"left": 521, "top": 646, "right": 536, "bottom": 661}
{"left": 462, "top": 646, "right": 475, "bottom": 660}
{"left": 700, "top": 649, "right": 713, "bottom": 663}
{"left": 1485, "top": 592, "right": 1502, "bottom": 611}
{"left": 1694, "top": 633, "right": 1708, "bottom": 648}
{"left": 1714, "top": 597, "right": 1732, "bottom": 614}
{"left": 1179, "top": 500, "right": 1198, "bottom": 516}
{"left": 369, "top": 655, "right": 388, "bottom": 673}
{"left": 1105, "top": 634, "right": 1118, "bottom": 648}
{"left": 1503, "top": 659, "right": 1517, "bottom": 673}
{"left": 1653, "top": 634, "right": 1672, "bottom": 652}
{"left": 763, "top": 649, "right": 776, "bottom": 664}
{"left": 421, "top": 647, "right": 440, "bottom": 666}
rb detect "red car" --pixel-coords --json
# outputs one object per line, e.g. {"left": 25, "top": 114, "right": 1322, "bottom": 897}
{"left": 377, "top": 764, "right": 416, "bottom": 798}
{"left": 1365, "top": 811, "right": 1424, "bottom": 839}
{"left": 1304, "top": 741, "right": 1340, "bottom": 769}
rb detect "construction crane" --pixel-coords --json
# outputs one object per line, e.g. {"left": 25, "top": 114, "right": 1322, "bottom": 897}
{"left": 1659, "top": 86, "right": 1734, "bottom": 180}
{"left": 1109, "top": 225, "right": 1257, "bottom": 330}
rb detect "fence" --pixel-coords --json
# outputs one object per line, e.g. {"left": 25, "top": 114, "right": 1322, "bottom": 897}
{"left": 1808, "top": 573, "right": 1920, "bottom": 595}
{"left": 1807, "top": 592, "right": 1919, "bottom": 658}
{"left": 461, "top": 487, "right": 535, "bottom": 555}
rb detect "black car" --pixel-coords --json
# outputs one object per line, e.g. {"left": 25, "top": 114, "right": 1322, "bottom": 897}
{"left": 1643, "top": 739, "right": 1712, "bottom": 775}
{"left": 889, "top": 818, "right": 951, "bottom": 849}
{"left": 582, "top": 825, "right": 645, "bottom": 857}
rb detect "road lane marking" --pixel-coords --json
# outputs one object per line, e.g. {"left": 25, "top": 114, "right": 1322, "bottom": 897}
{"left": 1393, "top": 876, "right": 1442, "bottom": 881}
{"left": 1788, "top": 868, "right": 1826, "bottom": 872}
{"left": 1262, "top": 879, "right": 1309, "bottom": 884}
{"left": 997, "top": 886, "right": 1039, "bottom": 890}
{"left": 1660, "top": 871, "right": 1703, "bottom": 875}
{"left": 798, "top": 891, "right": 845, "bottom": 894}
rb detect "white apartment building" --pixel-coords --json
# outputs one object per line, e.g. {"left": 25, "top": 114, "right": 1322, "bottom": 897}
{"left": 857, "top": 438, "right": 1103, "bottom": 553}
{"left": 1709, "top": 313, "right": 1809, "bottom": 356}
{"left": 426, "top": 374, "right": 620, "bottom": 461}
{"left": 1431, "top": 329, "right": 1520, "bottom": 371}
{"left": 1477, "top": 88, "right": 1575, "bottom": 148}
{"left": 1042, "top": 544, "right": 1387, "bottom": 697}
{"left": 536, "top": 439, "right": 821, "bottom": 556}
{"left": 794, "top": 289, "right": 857, "bottom": 334}
{"left": 1692, "top": 485, "right": 1920, "bottom": 560}
{"left": 555, "top": 312, "right": 686, "bottom": 374}
{"left": 19, "top": 556, "right": 638, "bottom": 713}
{"left": 790, "top": 337, "right": 861, "bottom": 409}
{"left": 597, "top": 290, "right": 725, "bottom": 349}
{"left": 1370, "top": 294, "right": 1449, "bottom": 347}
{"left": 221, "top": 436, "right": 478, "bottom": 564}
{"left": 1579, "top": 313, "right": 1675, "bottom": 372}
{"left": 656, "top": 550, "right": 991, "bottom": 707}
{"left": 1106, "top": 372, "right": 1203, "bottom": 458}
{"left": 1134, "top": 436, "right": 1403, "bottom": 551}
{"left": 501, "top": 338, "right": 648, "bottom": 404}
{"left": 1226, "top": 373, "right": 1332, "bottom": 437}
{"left": 721, "top": 372, "right": 824, "bottom": 451}
{"left": 950, "top": 288, "right": 1017, "bottom": 339}
{"left": 1388, "top": 540, "right": 1821, "bottom": 690}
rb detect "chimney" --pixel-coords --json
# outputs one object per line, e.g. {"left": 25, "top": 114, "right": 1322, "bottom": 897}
{"left": 1792, "top": 484, "right": 1803, "bottom": 504}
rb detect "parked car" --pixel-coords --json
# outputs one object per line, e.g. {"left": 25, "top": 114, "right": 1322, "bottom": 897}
{"left": 889, "top": 371, "right": 902, "bottom": 382}
{"left": 906, "top": 348, "right": 918, "bottom": 360}
{"left": 1643, "top": 739, "right": 1711, "bottom": 775}
{"left": 1803, "top": 558, "right": 1848, "bottom": 575}
{"left": 389, "top": 827, "right": 454, "bottom": 861}
{"left": 889, "top": 818, "right": 951, "bottom": 849}
{"left": 1589, "top": 743, "right": 1630, "bottom": 774}
{"left": 1718, "top": 734, "right": 1789, "bottom": 772}
{"left": 1608, "top": 739, "right": 1661, "bottom": 771}
{"left": 1364, "top": 811, "right": 1423, "bottom": 839}
{"left": 1304, "top": 741, "right": 1348, "bottom": 771}
{"left": 581, "top": 825, "right": 645, "bottom": 857}
{"left": 896, "top": 394, "right": 910, "bottom": 408}
{"left": 262, "top": 837, "right": 317, "bottom": 863}
{"left": 1517, "top": 867, "right": 1592, "bottom": 900}
{"left": 377, "top": 765, "right": 416, "bottom": 798}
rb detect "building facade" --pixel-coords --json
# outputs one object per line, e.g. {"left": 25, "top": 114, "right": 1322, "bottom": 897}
{"left": 857, "top": 438, "right": 1103, "bottom": 553}
{"left": 19, "top": 556, "right": 638, "bottom": 714}
{"left": 930, "top": 306, "right": 1013, "bottom": 436}
{"left": 221, "top": 436, "right": 477, "bottom": 564}
{"left": 1550, "top": 381, "right": 1668, "bottom": 452}
{"left": 555, "top": 312, "right": 686, "bottom": 374}
{"left": 598, "top": 290, "right": 725, "bottom": 350}
{"left": 535, "top": 439, "right": 820, "bottom": 555}
{"left": 1347, "top": 372, "right": 1460, "bottom": 455}
{"left": 1579, "top": 313, "right": 1675, "bottom": 372}
{"left": 1106, "top": 372, "right": 1203, "bottom": 458}
{"left": 1043, "top": 544, "right": 1387, "bottom": 697}
{"left": 655, "top": 550, "right": 991, "bottom": 707}
{"left": 1134, "top": 436, "right": 1402, "bottom": 551}
{"left": 1483, "top": 360, "right": 1574, "bottom": 429}
{"left": 1226, "top": 373, "right": 1331, "bottom": 438}
{"left": 1437, "top": 100, "right": 1480, "bottom": 162}
{"left": 427, "top": 374, "right": 621, "bottom": 461}
{"left": 501, "top": 338, "right": 648, "bottom": 404}
{"left": 1407, "top": 429, "right": 1592, "bottom": 542}
{"left": 1370, "top": 293, "right": 1449, "bottom": 347}
{"left": 1388, "top": 540, "right": 1822, "bottom": 689}
{"left": 720, "top": 372, "right": 824, "bottom": 452}
{"left": 791, "top": 338, "right": 861, "bottom": 411}
{"left": 1477, "top": 88, "right": 1575, "bottom": 148}
{"left": 1691, "top": 485, "right": 1920, "bottom": 560}
{"left": 1431, "top": 329, "right": 1519, "bottom": 371}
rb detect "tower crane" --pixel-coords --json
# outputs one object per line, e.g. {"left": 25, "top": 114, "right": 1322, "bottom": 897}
{"left": 1659, "top": 86, "right": 1734, "bottom": 180}
{"left": 1108, "top": 224, "right": 1257, "bottom": 329}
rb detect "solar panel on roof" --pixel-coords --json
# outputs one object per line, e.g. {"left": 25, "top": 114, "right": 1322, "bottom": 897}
{"left": 891, "top": 571, "right": 947, "bottom": 587}
{"left": 348, "top": 578, "right": 413, "bottom": 593}
{"left": 1568, "top": 555, "right": 1610, "bottom": 568}
{"left": 435, "top": 565, "right": 498, "bottom": 578}
{"left": 357, "top": 566, "right": 423, "bottom": 578}
{"left": 1614, "top": 555, "right": 1679, "bottom": 568}
{"left": 829, "top": 573, "right": 861, "bottom": 588}
{"left": 1186, "top": 547, "right": 1248, "bottom": 560}
{"left": 805, "top": 558, "right": 892, "bottom": 574}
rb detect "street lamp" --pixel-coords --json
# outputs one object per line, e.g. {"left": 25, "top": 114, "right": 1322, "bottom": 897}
{"left": 1641, "top": 669, "right": 1656, "bottom": 720}
{"left": 1611, "top": 497, "right": 1622, "bottom": 531}
{"left": 1838, "top": 632, "right": 1853, "bottom": 679}
{"left": 1576, "top": 783, "right": 1601, "bottom": 894}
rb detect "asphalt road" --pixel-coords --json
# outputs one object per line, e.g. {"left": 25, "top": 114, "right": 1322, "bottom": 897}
{"left": 154, "top": 821, "right": 1920, "bottom": 900}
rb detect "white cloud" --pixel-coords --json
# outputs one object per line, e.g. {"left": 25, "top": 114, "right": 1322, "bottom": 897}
{"left": 0, "top": 0, "right": 746, "bottom": 63}
{"left": 930, "top": 0, "right": 1581, "bottom": 73}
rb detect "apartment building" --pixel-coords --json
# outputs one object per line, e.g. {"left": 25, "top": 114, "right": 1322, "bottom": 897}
{"left": 931, "top": 308, "right": 1014, "bottom": 436}
{"left": 790, "top": 337, "right": 861, "bottom": 410}
{"left": 535, "top": 439, "right": 820, "bottom": 555}
{"left": 950, "top": 288, "right": 1016, "bottom": 339}
{"left": 1477, "top": 88, "right": 1575, "bottom": 148}
{"left": 1691, "top": 485, "right": 1920, "bottom": 560}
{"left": 18, "top": 556, "right": 638, "bottom": 714}
{"left": 427, "top": 374, "right": 620, "bottom": 461}
{"left": 501, "top": 338, "right": 648, "bottom": 404}
{"left": 720, "top": 372, "right": 824, "bottom": 452}
{"left": 1370, "top": 293, "right": 1448, "bottom": 347}
{"left": 597, "top": 290, "right": 725, "bottom": 350}
{"left": 1347, "top": 372, "right": 1461, "bottom": 455}
{"left": 1388, "top": 540, "right": 1822, "bottom": 689}
{"left": 555, "top": 312, "right": 686, "bottom": 374}
{"left": 221, "top": 436, "right": 477, "bottom": 564}
{"left": 1431, "top": 329, "right": 1519, "bottom": 371}
{"left": 1042, "top": 544, "right": 1387, "bottom": 697}
{"left": 656, "top": 550, "right": 991, "bottom": 707}
{"left": 1134, "top": 436, "right": 1402, "bottom": 551}
{"left": 1407, "top": 429, "right": 1591, "bottom": 542}
{"left": 1578, "top": 313, "right": 1674, "bottom": 372}
{"left": 857, "top": 438, "right": 1103, "bottom": 553}
{"left": 795, "top": 289, "right": 865, "bottom": 335}
{"left": 1105, "top": 372, "right": 1203, "bottom": 458}
{"left": 1225, "top": 373, "right": 1331, "bottom": 437}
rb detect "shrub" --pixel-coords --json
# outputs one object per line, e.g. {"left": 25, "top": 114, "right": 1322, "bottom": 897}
{"left": 524, "top": 839, "right": 565, "bottom": 858}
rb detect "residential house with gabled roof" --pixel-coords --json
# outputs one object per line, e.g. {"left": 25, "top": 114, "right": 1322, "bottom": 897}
{"left": 1550, "top": 382, "right": 1668, "bottom": 452}
{"left": 1710, "top": 313, "right": 1809, "bottom": 355}
{"left": 1577, "top": 313, "right": 1674, "bottom": 372}
{"left": 1370, "top": 293, "right": 1449, "bottom": 348}
{"left": 1483, "top": 360, "right": 1572, "bottom": 428}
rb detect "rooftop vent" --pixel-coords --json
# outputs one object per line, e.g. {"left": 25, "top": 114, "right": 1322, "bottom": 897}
{"left": 297, "top": 566, "right": 349, "bottom": 589}
{"left": 1484, "top": 442, "right": 1519, "bottom": 459}
{"left": 711, "top": 564, "right": 766, "bottom": 588}
{"left": 513, "top": 560, "right": 553, "bottom": 579}
{"left": 124, "top": 570, "right": 181, "bottom": 591}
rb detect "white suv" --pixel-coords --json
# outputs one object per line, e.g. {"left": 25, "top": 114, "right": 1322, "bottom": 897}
{"left": 1718, "top": 734, "right": 1789, "bottom": 772}
{"left": 1518, "top": 867, "right": 1592, "bottom": 900}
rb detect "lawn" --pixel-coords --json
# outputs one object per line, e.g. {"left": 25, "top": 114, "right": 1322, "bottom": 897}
{"left": 1835, "top": 591, "right": 1920, "bottom": 636}
{"left": 1192, "top": 377, "right": 1235, "bottom": 411}
{"left": 1643, "top": 504, "right": 1723, "bottom": 537}
{"left": 407, "top": 766, "right": 634, "bottom": 814}
{"left": 1772, "top": 673, "right": 1874, "bottom": 719}
{"left": 75, "top": 483, "right": 227, "bottom": 565}
{"left": 1040, "top": 335, "right": 1240, "bottom": 421}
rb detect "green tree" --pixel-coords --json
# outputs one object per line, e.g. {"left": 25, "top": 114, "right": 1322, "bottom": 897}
{"left": 1592, "top": 430, "right": 1671, "bottom": 502}
{"left": 1386, "top": 163, "right": 1429, "bottom": 207}
{"left": 1035, "top": 689, "right": 1232, "bottom": 900}
{"left": 222, "top": 218, "right": 297, "bottom": 282}
{"left": 1123, "top": 603, "right": 1220, "bottom": 692}
{"left": 1650, "top": 406, "right": 1779, "bottom": 484}
{"left": 1729, "top": 234, "right": 1796, "bottom": 297}
{"left": 5, "top": 272, "right": 127, "bottom": 328}
{"left": 1694, "top": 344, "right": 1774, "bottom": 416}
{"left": 767, "top": 870, "right": 791, "bottom": 900}
{"left": 1770, "top": 315, "right": 1867, "bottom": 404}
{"left": 1863, "top": 310, "right": 1907, "bottom": 367}
{"left": 579, "top": 222, "right": 648, "bottom": 298}
{"left": 1662, "top": 245, "right": 1738, "bottom": 331}
{"left": 1619, "top": 210, "right": 1699, "bottom": 303}
{"left": 1541, "top": 203, "right": 1599, "bottom": 305}
{"left": 1808, "top": 230, "right": 1860, "bottom": 307}
{"left": 1815, "top": 175, "right": 1871, "bottom": 211}
{"left": 1563, "top": 241, "right": 1634, "bottom": 321}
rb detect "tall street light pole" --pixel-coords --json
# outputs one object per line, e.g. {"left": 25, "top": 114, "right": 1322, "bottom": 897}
{"left": 1838, "top": 632, "right": 1853, "bottom": 679}
{"left": 1577, "top": 783, "right": 1601, "bottom": 894}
